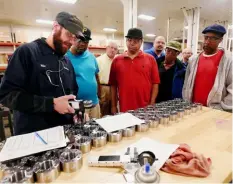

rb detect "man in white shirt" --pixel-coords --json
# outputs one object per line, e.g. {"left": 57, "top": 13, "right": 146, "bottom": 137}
{"left": 97, "top": 41, "right": 118, "bottom": 116}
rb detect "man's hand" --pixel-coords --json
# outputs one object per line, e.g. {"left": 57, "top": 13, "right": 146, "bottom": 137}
{"left": 111, "top": 106, "right": 118, "bottom": 115}
{"left": 54, "top": 95, "right": 76, "bottom": 114}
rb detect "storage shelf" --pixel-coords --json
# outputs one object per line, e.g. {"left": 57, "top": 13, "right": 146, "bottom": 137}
{"left": 0, "top": 42, "right": 107, "bottom": 49}
{"left": 0, "top": 64, "right": 7, "bottom": 71}
{"left": 88, "top": 46, "right": 106, "bottom": 49}
{"left": 0, "top": 42, "right": 24, "bottom": 47}
{"left": 0, "top": 43, "right": 105, "bottom": 71}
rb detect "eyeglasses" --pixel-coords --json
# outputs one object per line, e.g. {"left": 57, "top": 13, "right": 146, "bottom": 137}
{"left": 63, "top": 28, "right": 80, "bottom": 42}
{"left": 78, "top": 39, "right": 89, "bottom": 44}
{"left": 165, "top": 48, "right": 178, "bottom": 54}
{"left": 46, "top": 59, "right": 68, "bottom": 95}
{"left": 127, "top": 38, "right": 141, "bottom": 44}
{"left": 204, "top": 35, "right": 222, "bottom": 42}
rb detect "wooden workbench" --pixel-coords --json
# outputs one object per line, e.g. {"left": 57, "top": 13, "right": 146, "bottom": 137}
{"left": 55, "top": 107, "right": 232, "bottom": 183}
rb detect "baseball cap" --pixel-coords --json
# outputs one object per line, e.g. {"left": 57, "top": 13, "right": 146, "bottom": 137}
{"left": 82, "top": 27, "right": 92, "bottom": 41}
{"left": 166, "top": 41, "right": 182, "bottom": 52}
{"left": 56, "top": 11, "right": 84, "bottom": 38}
{"left": 125, "top": 28, "right": 143, "bottom": 39}
{"left": 202, "top": 24, "right": 226, "bottom": 36}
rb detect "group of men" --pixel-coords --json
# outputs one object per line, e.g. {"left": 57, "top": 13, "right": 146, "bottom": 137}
{"left": 0, "top": 11, "right": 231, "bottom": 135}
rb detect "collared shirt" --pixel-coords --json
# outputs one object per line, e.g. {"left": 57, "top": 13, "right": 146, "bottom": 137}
{"left": 66, "top": 50, "right": 99, "bottom": 105}
{"left": 144, "top": 47, "right": 165, "bottom": 66}
{"left": 96, "top": 53, "right": 113, "bottom": 84}
{"left": 109, "top": 51, "right": 160, "bottom": 112}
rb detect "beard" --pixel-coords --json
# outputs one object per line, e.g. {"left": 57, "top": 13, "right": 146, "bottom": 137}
{"left": 76, "top": 47, "right": 87, "bottom": 54}
{"left": 53, "top": 29, "right": 71, "bottom": 56}
{"left": 203, "top": 46, "right": 216, "bottom": 55}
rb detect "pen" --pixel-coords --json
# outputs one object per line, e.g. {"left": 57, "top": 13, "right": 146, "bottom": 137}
{"left": 35, "top": 132, "right": 48, "bottom": 145}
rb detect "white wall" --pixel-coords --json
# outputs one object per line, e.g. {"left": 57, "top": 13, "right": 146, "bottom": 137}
{"left": 0, "top": 23, "right": 124, "bottom": 47}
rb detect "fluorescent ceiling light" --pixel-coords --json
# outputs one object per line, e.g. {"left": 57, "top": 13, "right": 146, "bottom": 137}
{"left": 54, "top": 0, "right": 77, "bottom": 4}
{"left": 184, "top": 26, "right": 188, "bottom": 29}
{"left": 103, "top": 28, "right": 117, "bottom": 32}
{"left": 36, "top": 19, "right": 54, "bottom": 25}
{"left": 138, "top": 14, "right": 155, "bottom": 21}
{"left": 146, "top": 34, "right": 156, "bottom": 37}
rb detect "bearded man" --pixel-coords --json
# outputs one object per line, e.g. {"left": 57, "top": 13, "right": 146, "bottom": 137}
{"left": 0, "top": 12, "right": 84, "bottom": 135}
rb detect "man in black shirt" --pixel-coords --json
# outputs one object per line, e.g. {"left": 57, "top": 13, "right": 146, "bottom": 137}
{"left": 157, "top": 41, "right": 186, "bottom": 103}
{"left": 0, "top": 12, "right": 84, "bottom": 135}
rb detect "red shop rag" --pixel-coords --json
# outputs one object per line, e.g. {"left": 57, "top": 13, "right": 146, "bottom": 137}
{"left": 161, "top": 144, "right": 212, "bottom": 177}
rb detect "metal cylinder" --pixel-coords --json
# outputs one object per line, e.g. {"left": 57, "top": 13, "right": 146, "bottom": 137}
{"left": 59, "top": 149, "right": 83, "bottom": 173}
{"left": 122, "top": 126, "right": 136, "bottom": 137}
{"left": 191, "top": 104, "right": 198, "bottom": 113}
{"left": 177, "top": 109, "right": 184, "bottom": 119}
{"left": 33, "top": 159, "right": 60, "bottom": 183}
{"left": 160, "top": 114, "right": 170, "bottom": 125}
{"left": 108, "top": 130, "right": 122, "bottom": 143}
{"left": 72, "top": 136, "right": 92, "bottom": 154}
{"left": 137, "top": 108, "right": 145, "bottom": 113}
{"left": 0, "top": 164, "right": 9, "bottom": 180}
{"left": 1, "top": 167, "right": 34, "bottom": 183}
{"left": 149, "top": 118, "right": 160, "bottom": 128}
{"left": 170, "top": 111, "right": 178, "bottom": 121}
{"left": 195, "top": 103, "right": 203, "bottom": 111}
{"left": 83, "top": 124, "right": 99, "bottom": 136}
{"left": 136, "top": 122, "right": 149, "bottom": 132}
{"left": 184, "top": 106, "right": 191, "bottom": 115}
{"left": 127, "top": 110, "right": 135, "bottom": 114}
{"left": 91, "top": 131, "right": 107, "bottom": 148}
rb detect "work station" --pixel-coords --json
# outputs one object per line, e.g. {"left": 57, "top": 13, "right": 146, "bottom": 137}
{"left": 0, "top": 0, "right": 232, "bottom": 183}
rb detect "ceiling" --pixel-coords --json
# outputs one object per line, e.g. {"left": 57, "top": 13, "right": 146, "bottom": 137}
{"left": 0, "top": 0, "right": 232, "bottom": 39}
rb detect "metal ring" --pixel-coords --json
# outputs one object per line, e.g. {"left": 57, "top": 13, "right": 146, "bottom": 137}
{"left": 122, "top": 126, "right": 136, "bottom": 137}
{"left": 136, "top": 122, "right": 149, "bottom": 132}
{"left": 90, "top": 131, "right": 107, "bottom": 148}
{"left": 33, "top": 158, "right": 60, "bottom": 183}
{"left": 59, "top": 149, "right": 83, "bottom": 173}
{"left": 149, "top": 119, "right": 160, "bottom": 128}
{"left": 71, "top": 136, "right": 92, "bottom": 154}
{"left": 108, "top": 130, "right": 123, "bottom": 143}
{"left": 1, "top": 167, "right": 34, "bottom": 183}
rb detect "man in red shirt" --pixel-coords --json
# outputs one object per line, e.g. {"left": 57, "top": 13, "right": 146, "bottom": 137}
{"left": 109, "top": 28, "right": 160, "bottom": 113}
{"left": 183, "top": 24, "right": 232, "bottom": 111}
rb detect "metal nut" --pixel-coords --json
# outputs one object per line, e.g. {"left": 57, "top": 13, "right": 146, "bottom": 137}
{"left": 90, "top": 131, "right": 107, "bottom": 148}
{"left": 122, "top": 126, "right": 136, "bottom": 137}
{"left": 33, "top": 159, "right": 60, "bottom": 183}
{"left": 136, "top": 122, "right": 149, "bottom": 132}
{"left": 108, "top": 130, "right": 122, "bottom": 143}
{"left": 1, "top": 167, "right": 34, "bottom": 183}
{"left": 59, "top": 149, "right": 83, "bottom": 173}
{"left": 70, "top": 136, "right": 92, "bottom": 154}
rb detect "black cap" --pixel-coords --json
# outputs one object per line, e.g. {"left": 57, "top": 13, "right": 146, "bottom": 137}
{"left": 56, "top": 11, "right": 84, "bottom": 38}
{"left": 125, "top": 28, "right": 143, "bottom": 39}
{"left": 82, "top": 27, "right": 92, "bottom": 41}
{"left": 202, "top": 24, "right": 226, "bottom": 36}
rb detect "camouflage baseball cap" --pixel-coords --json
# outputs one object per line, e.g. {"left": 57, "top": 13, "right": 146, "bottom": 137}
{"left": 56, "top": 11, "right": 84, "bottom": 38}
{"left": 166, "top": 40, "right": 182, "bottom": 52}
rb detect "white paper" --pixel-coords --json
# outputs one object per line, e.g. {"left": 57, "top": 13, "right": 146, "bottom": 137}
{"left": 95, "top": 113, "right": 144, "bottom": 133}
{"left": 115, "top": 137, "right": 179, "bottom": 171}
{"left": 0, "top": 126, "right": 66, "bottom": 162}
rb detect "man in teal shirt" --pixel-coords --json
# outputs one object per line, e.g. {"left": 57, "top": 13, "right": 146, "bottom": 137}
{"left": 66, "top": 27, "right": 101, "bottom": 119}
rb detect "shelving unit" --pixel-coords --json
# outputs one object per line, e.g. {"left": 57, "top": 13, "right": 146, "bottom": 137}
{"left": 0, "top": 42, "right": 107, "bottom": 71}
